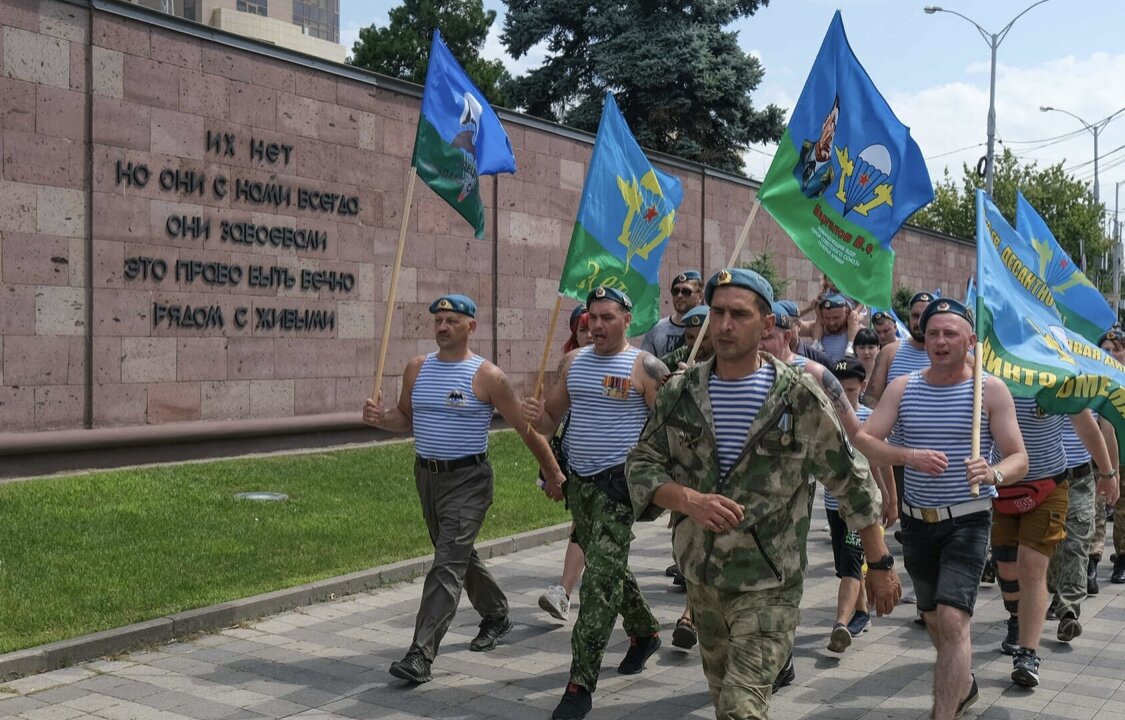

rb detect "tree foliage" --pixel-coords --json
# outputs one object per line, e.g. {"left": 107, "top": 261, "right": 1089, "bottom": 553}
{"left": 741, "top": 249, "right": 790, "bottom": 297}
{"left": 910, "top": 148, "right": 1108, "bottom": 275}
{"left": 500, "top": 0, "right": 785, "bottom": 174}
{"left": 350, "top": 0, "right": 511, "bottom": 106}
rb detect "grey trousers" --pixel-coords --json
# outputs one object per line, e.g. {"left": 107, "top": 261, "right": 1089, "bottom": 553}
{"left": 409, "top": 459, "right": 509, "bottom": 661}
{"left": 1047, "top": 467, "right": 1095, "bottom": 618}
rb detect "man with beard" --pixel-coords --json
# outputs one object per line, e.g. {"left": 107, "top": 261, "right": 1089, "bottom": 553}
{"left": 642, "top": 270, "right": 703, "bottom": 357}
{"left": 809, "top": 293, "right": 854, "bottom": 363}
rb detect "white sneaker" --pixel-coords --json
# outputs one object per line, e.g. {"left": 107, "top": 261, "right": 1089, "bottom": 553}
{"left": 538, "top": 585, "right": 569, "bottom": 621}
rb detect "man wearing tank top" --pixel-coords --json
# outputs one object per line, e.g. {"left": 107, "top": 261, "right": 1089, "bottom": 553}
{"left": 856, "top": 298, "right": 1027, "bottom": 720}
{"left": 522, "top": 286, "right": 668, "bottom": 720}
{"left": 362, "top": 294, "right": 566, "bottom": 685}
{"left": 628, "top": 268, "right": 900, "bottom": 720}
{"left": 988, "top": 400, "right": 1113, "bottom": 687}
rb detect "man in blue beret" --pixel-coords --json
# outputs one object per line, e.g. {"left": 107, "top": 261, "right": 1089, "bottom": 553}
{"left": 628, "top": 268, "right": 899, "bottom": 720}
{"left": 642, "top": 270, "right": 703, "bottom": 357}
{"left": 363, "top": 294, "right": 566, "bottom": 684}
{"left": 856, "top": 298, "right": 1028, "bottom": 717}
{"left": 779, "top": 299, "right": 833, "bottom": 368}
{"left": 660, "top": 305, "right": 711, "bottom": 370}
{"left": 523, "top": 285, "right": 669, "bottom": 720}
{"left": 805, "top": 292, "right": 856, "bottom": 364}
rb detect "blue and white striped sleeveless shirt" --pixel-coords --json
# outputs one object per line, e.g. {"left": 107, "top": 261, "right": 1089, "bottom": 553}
{"left": 1062, "top": 417, "right": 1092, "bottom": 469}
{"left": 991, "top": 397, "right": 1066, "bottom": 481}
{"left": 709, "top": 363, "right": 776, "bottom": 475}
{"left": 411, "top": 354, "right": 492, "bottom": 459}
{"left": 899, "top": 371, "right": 997, "bottom": 506}
{"left": 888, "top": 341, "right": 930, "bottom": 446}
{"left": 825, "top": 404, "right": 871, "bottom": 511}
{"left": 820, "top": 331, "right": 849, "bottom": 364}
{"left": 563, "top": 346, "right": 649, "bottom": 476}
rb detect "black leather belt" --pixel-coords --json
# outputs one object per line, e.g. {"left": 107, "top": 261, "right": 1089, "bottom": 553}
{"left": 575, "top": 463, "right": 626, "bottom": 483}
{"left": 417, "top": 453, "right": 487, "bottom": 473}
{"left": 1066, "top": 461, "right": 1093, "bottom": 480}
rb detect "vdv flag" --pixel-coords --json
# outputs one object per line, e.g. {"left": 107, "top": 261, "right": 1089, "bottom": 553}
{"left": 759, "top": 11, "right": 933, "bottom": 309}
{"left": 1014, "top": 191, "right": 1115, "bottom": 343}
{"left": 976, "top": 190, "right": 1125, "bottom": 462}
{"left": 413, "top": 30, "right": 516, "bottom": 239}
{"left": 559, "top": 93, "right": 684, "bottom": 336}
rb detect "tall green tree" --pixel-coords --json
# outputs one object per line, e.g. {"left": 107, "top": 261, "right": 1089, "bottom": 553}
{"left": 501, "top": 0, "right": 785, "bottom": 174}
{"left": 350, "top": 0, "right": 511, "bottom": 106}
{"left": 911, "top": 149, "right": 1108, "bottom": 280}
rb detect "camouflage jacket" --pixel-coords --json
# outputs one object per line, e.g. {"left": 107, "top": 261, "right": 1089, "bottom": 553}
{"left": 626, "top": 353, "right": 881, "bottom": 593}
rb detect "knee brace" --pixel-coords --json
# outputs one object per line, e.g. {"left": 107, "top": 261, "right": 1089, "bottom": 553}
{"left": 999, "top": 576, "right": 1020, "bottom": 595}
{"left": 1003, "top": 597, "right": 1020, "bottom": 614}
{"left": 992, "top": 545, "right": 1019, "bottom": 563}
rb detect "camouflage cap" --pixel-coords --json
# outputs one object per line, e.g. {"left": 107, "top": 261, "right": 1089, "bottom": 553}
{"left": 429, "top": 294, "right": 477, "bottom": 318}
{"left": 587, "top": 286, "right": 633, "bottom": 310}
{"left": 704, "top": 268, "right": 774, "bottom": 305}
{"left": 832, "top": 355, "right": 867, "bottom": 382}
{"left": 681, "top": 305, "right": 709, "bottom": 327}
{"left": 671, "top": 270, "right": 702, "bottom": 289}
{"left": 920, "top": 298, "right": 973, "bottom": 333}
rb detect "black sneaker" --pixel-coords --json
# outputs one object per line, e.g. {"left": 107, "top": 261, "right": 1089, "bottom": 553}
{"left": 552, "top": 682, "right": 592, "bottom": 720}
{"left": 772, "top": 654, "right": 795, "bottom": 693}
{"left": 1011, "top": 647, "right": 1041, "bottom": 687}
{"left": 1112, "top": 555, "right": 1125, "bottom": 584}
{"left": 672, "top": 571, "right": 686, "bottom": 588}
{"left": 1088, "top": 557, "right": 1101, "bottom": 596}
{"left": 1046, "top": 596, "right": 1061, "bottom": 621}
{"left": 618, "top": 634, "right": 661, "bottom": 674}
{"left": 1001, "top": 616, "right": 1019, "bottom": 655}
{"left": 954, "top": 673, "right": 979, "bottom": 719}
{"left": 1057, "top": 612, "right": 1083, "bottom": 642}
{"left": 388, "top": 650, "right": 432, "bottom": 683}
{"left": 469, "top": 616, "right": 512, "bottom": 652}
{"left": 665, "top": 563, "right": 679, "bottom": 577}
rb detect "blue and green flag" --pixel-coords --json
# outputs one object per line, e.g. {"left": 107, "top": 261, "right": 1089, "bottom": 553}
{"left": 1013, "top": 191, "right": 1115, "bottom": 343}
{"left": 759, "top": 11, "right": 933, "bottom": 309}
{"left": 976, "top": 190, "right": 1125, "bottom": 460}
{"left": 559, "top": 93, "right": 684, "bottom": 335}
{"left": 413, "top": 30, "right": 516, "bottom": 239}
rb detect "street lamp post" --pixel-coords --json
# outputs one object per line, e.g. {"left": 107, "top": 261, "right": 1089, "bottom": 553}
{"left": 1038, "top": 105, "right": 1125, "bottom": 273}
{"left": 923, "top": 1, "right": 1052, "bottom": 196}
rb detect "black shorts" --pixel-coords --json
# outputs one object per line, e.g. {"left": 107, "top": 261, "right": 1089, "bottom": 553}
{"left": 901, "top": 510, "right": 992, "bottom": 616}
{"left": 826, "top": 508, "right": 864, "bottom": 580}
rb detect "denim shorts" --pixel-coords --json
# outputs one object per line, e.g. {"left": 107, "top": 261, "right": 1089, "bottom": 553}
{"left": 826, "top": 509, "right": 864, "bottom": 580}
{"left": 901, "top": 509, "right": 992, "bottom": 616}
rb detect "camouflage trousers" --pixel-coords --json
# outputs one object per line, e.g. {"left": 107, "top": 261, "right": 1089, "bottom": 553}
{"left": 687, "top": 581, "right": 801, "bottom": 720}
{"left": 1090, "top": 472, "right": 1125, "bottom": 558}
{"left": 1047, "top": 468, "right": 1095, "bottom": 618}
{"left": 566, "top": 476, "right": 659, "bottom": 692}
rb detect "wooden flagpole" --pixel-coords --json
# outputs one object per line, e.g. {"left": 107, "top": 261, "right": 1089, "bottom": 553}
{"left": 371, "top": 166, "right": 418, "bottom": 401}
{"left": 969, "top": 340, "right": 983, "bottom": 496}
{"left": 529, "top": 294, "right": 564, "bottom": 414}
{"left": 686, "top": 199, "right": 762, "bottom": 366}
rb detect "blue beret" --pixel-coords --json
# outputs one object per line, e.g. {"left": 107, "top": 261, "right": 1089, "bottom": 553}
{"left": 587, "top": 285, "right": 633, "bottom": 310}
{"left": 777, "top": 300, "right": 800, "bottom": 318}
{"left": 704, "top": 268, "right": 774, "bottom": 305}
{"left": 909, "top": 291, "right": 936, "bottom": 307}
{"left": 681, "top": 305, "right": 709, "bottom": 327}
{"left": 569, "top": 304, "right": 587, "bottom": 331}
{"left": 820, "top": 293, "right": 847, "bottom": 310}
{"left": 429, "top": 294, "right": 477, "bottom": 318}
{"left": 919, "top": 298, "right": 973, "bottom": 333}
{"left": 832, "top": 355, "right": 867, "bottom": 382}
{"left": 871, "top": 310, "right": 893, "bottom": 324}
{"left": 671, "top": 270, "right": 702, "bottom": 289}
{"left": 770, "top": 301, "right": 793, "bottom": 330}
{"left": 1098, "top": 329, "right": 1123, "bottom": 346}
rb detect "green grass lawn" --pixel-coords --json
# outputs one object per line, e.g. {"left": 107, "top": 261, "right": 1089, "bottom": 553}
{"left": 0, "top": 431, "right": 569, "bottom": 654}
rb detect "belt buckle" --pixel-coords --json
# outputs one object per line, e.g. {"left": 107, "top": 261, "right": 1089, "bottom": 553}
{"left": 426, "top": 458, "right": 440, "bottom": 473}
{"left": 921, "top": 508, "right": 941, "bottom": 524}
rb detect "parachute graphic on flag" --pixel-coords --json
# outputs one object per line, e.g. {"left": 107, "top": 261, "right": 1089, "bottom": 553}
{"left": 840, "top": 144, "right": 892, "bottom": 216}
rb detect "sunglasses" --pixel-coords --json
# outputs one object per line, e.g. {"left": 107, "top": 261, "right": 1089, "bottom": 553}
{"left": 671, "top": 287, "right": 696, "bottom": 297}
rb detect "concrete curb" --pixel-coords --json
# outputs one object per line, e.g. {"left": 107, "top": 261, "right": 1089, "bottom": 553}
{"left": 0, "top": 522, "right": 572, "bottom": 681}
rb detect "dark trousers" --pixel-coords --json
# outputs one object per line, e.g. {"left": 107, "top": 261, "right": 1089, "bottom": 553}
{"left": 409, "top": 459, "right": 508, "bottom": 661}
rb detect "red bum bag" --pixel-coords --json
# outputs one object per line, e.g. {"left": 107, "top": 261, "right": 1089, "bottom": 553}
{"left": 993, "top": 477, "right": 1061, "bottom": 515}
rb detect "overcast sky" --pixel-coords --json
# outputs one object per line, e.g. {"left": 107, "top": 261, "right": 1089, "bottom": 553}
{"left": 340, "top": 0, "right": 1125, "bottom": 227}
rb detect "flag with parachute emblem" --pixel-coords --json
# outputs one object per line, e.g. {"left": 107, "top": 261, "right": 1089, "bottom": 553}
{"left": 1013, "top": 191, "right": 1116, "bottom": 343}
{"left": 559, "top": 93, "right": 684, "bottom": 335}
{"left": 412, "top": 30, "right": 516, "bottom": 239}
{"left": 758, "top": 11, "right": 932, "bottom": 309}
{"left": 976, "top": 189, "right": 1125, "bottom": 464}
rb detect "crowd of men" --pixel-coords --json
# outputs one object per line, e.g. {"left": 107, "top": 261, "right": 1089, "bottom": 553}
{"left": 362, "top": 269, "right": 1125, "bottom": 720}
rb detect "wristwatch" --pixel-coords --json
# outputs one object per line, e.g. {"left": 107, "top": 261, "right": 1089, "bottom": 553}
{"left": 867, "top": 553, "right": 894, "bottom": 571}
{"left": 1099, "top": 468, "right": 1119, "bottom": 479}
{"left": 993, "top": 468, "right": 1004, "bottom": 486}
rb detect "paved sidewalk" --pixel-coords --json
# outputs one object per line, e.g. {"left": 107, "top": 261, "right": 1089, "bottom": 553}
{"left": 4, "top": 515, "right": 1125, "bottom": 720}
